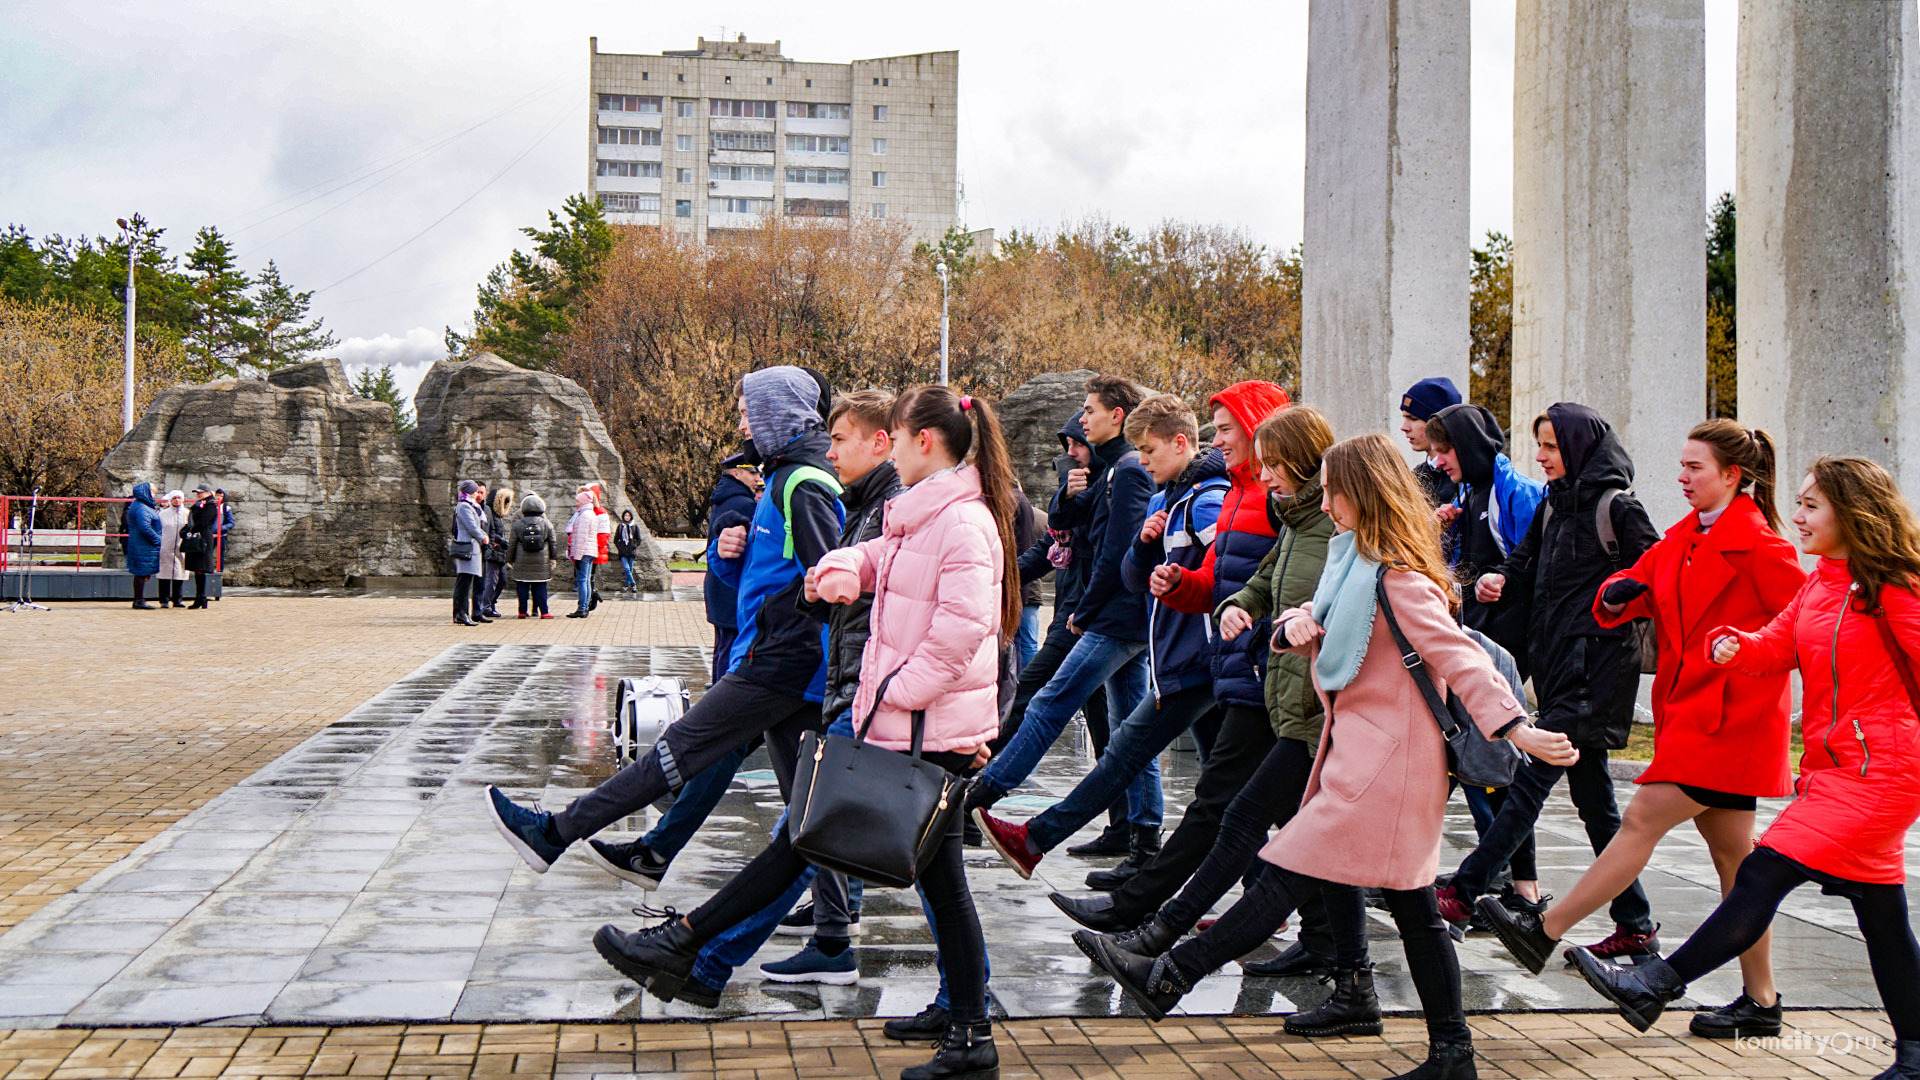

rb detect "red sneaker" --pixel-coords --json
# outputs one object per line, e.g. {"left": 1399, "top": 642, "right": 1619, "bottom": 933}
{"left": 539, "top": 613, "right": 555, "bottom": 619}
{"left": 518, "top": 614, "right": 530, "bottom": 619}
{"left": 972, "top": 808, "right": 1041, "bottom": 879}
{"left": 1580, "top": 923, "right": 1662, "bottom": 963}
{"left": 1434, "top": 883, "right": 1472, "bottom": 925}
{"left": 1196, "top": 918, "right": 1217, "bottom": 933}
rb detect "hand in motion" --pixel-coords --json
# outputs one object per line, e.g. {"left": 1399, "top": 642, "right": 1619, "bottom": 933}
{"left": 1283, "top": 614, "right": 1325, "bottom": 648}
{"left": 1065, "top": 468, "right": 1090, "bottom": 498}
{"left": 1139, "top": 509, "right": 1169, "bottom": 544}
{"left": 804, "top": 566, "right": 821, "bottom": 603}
{"left": 1435, "top": 504, "right": 1462, "bottom": 526}
{"left": 1600, "top": 578, "right": 1649, "bottom": 609}
{"left": 1511, "top": 724, "right": 1579, "bottom": 767}
{"left": 1710, "top": 634, "right": 1741, "bottom": 665}
{"left": 716, "top": 525, "right": 748, "bottom": 559}
{"left": 1066, "top": 614, "right": 1082, "bottom": 636}
{"left": 1475, "top": 573, "right": 1505, "bottom": 603}
{"left": 1219, "top": 604, "right": 1254, "bottom": 641}
{"left": 970, "top": 743, "right": 992, "bottom": 769}
{"left": 1149, "top": 564, "right": 1182, "bottom": 597}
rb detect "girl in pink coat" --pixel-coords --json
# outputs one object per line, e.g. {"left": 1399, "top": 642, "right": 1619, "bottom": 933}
{"left": 589, "top": 386, "right": 1024, "bottom": 1080}
{"left": 1574, "top": 457, "right": 1920, "bottom": 1080}
{"left": 1085, "top": 433, "right": 1573, "bottom": 1080}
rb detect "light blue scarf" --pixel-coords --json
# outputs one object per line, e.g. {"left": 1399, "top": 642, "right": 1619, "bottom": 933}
{"left": 1310, "top": 530, "right": 1381, "bottom": 692}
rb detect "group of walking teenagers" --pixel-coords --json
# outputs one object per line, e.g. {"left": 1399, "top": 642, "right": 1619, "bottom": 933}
{"left": 483, "top": 365, "right": 1920, "bottom": 1080}
{"left": 446, "top": 479, "right": 649, "bottom": 624}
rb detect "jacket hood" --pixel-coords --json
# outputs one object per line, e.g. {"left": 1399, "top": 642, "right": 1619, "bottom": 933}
{"left": 709, "top": 471, "right": 756, "bottom": 507}
{"left": 1434, "top": 403, "right": 1506, "bottom": 487}
{"left": 132, "top": 482, "right": 155, "bottom": 508}
{"left": 885, "top": 465, "right": 984, "bottom": 537}
{"left": 521, "top": 493, "right": 547, "bottom": 516}
{"left": 1545, "top": 402, "right": 1633, "bottom": 499}
{"left": 1057, "top": 412, "right": 1091, "bottom": 454}
{"left": 843, "top": 459, "right": 900, "bottom": 515}
{"left": 1208, "top": 382, "right": 1293, "bottom": 448}
{"left": 1177, "top": 447, "right": 1229, "bottom": 490}
{"left": 744, "top": 365, "right": 828, "bottom": 460}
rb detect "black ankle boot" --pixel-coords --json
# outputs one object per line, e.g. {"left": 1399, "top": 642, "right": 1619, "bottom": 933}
{"left": 592, "top": 909, "right": 702, "bottom": 1002}
{"left": 1085, "top": 827, "right": 1160, "bottom": 891}
{"left": 1284, "top": 964, "right": 1383, "bottom": 1037}
{"left": 1567, "top": 948, "right": 1686, "bottom": 1032}
{"left": 1086, "top": 933, "right": 1191, "bottom": 1021}
{"left": 1243, "top": 940, "right": 1330, "bottom": 978}
{"left": 1066, "top": 822, "right": 1131, "bottom": 857}
{"left": 900, "top": 1021, "right": 997, "bottom": 1080}
{"left": 1875, "top": 1038, "right": 1920, "bottom": 1079}
{"left": 1107, "top": 913, "right": 1180, "bottom": 957}
{"left": 1391, "top": 1040, "right": 1477, "bottom": 1079}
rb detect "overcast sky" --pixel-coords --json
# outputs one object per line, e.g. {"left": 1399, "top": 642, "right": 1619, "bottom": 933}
{"left": 3, "top": 1, "right": 1739, "bottom": 401}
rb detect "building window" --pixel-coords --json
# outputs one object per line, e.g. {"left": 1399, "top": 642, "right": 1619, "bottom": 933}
{"left": 724, "top": 75, "right": 732, "bottom": 85}
{"left": 675, "top": 199, "right": 692, "bottom": 217}
{"left": 598, "top": 94, "right": 662, "bottom": 113}
{"left": 676, "top": 134, "right": 694, "bottom": 151}
{"left": 642, "top": 72, "right": 649, "bottom": 81}
{"left": 766, "top": 77, "right": 773, "bottom": 85}
{"left": 677, "top": 101, "right": 694, "bottom": 117}
{"left": 786, "top": 102, "right": 852, "bottom": 120}
{"left": 676, "top": 167, "right": 693, "bottom": 183}
{"left": 597, "top": 127, "right": 661, "bottom": 146}
{"left": 871, "top": 203, "right": 887, "bottom": 219}
{"left": 597, "top": 160, "right": 662, "bottom": 177}
{"left": 711, "top": 130, "right": 776, "bottom": 151}
{"left": 785, "top": 133, "right": 851, "bottom": 154}
{"left": 712, "top": 165, "right": 775, "bottom": 182}
{"left": 785, "top": 199, "right": 849, "bottom": 219}
{"left": 598, "top": 192, "right": 661, "bottom": 213}
{"left": 677, "top": 73, "right": 685, "bottom": 82}
{"left": 785, "top": 167, "right": 849, "bottom": 185}
{"left": 710, "top": 99, "right": 774, "bottom": 118}
{"left": 872, "top": 77, "right": 879, "bottom": 85}
{"left": 872, "top": 105, "right": 889, "bottom": 122}
{"left": 805, "top": 78, "right": 812, "bottom": 87}
{"left": 883, "top": 78, "right": 890, "bottom": 86}
{"left": 872, "top": 138, "right": 887, "bottom": 155}
{"left": 710, "top": 196, "right": 774, "bottom": 215}
{"left": 871, "top": 171, "right": 887, "bottom": 188}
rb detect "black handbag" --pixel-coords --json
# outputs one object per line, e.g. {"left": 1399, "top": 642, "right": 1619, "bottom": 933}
{"left": 179, "top": 528, "right": 208, "bottom": 555}
{"left": 786, "top": 668, "right": 966, "bottom": 889}
{"left": 1374, "top": 567, "right": 1524, "bottom": 789}
{"left": 446, "top": 535, "right": 475, "bottom": 559}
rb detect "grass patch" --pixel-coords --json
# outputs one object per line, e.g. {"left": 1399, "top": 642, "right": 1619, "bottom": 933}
{"left": 668, "top": 558, "right": 704, "bottom": 572}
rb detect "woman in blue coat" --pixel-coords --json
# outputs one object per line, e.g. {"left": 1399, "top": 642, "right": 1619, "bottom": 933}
{"left": 124, "top": 482, "right": 163, "bottom": 609}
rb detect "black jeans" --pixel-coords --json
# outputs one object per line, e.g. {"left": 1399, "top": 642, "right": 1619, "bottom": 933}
{"left": 191, "top": 571, "right": 208, "bottom": 605}
{"left": 1172, "top": 868, "right": 1471, "bottom": 1046}
{"left": 686, "top": 748, "right": 989, "bottom": 1024}
{"left": 1669, "top": 846, "right": 1920, "bottom": 1039}
{"left": 452, "top": 572, "right": 483, "bottom": 620}
{"left": 1109, "top": 705, "right": 1276, "bottom": 922}
{"left": 994, "top": 617, "right": 1114, "bottom": 824}
{"left": 552, "top": 673, "right": 822, "bottom": 843}
{"left": 1452, "top": 749, "right": 1653, "bottom": 933}
{"left": 1160, "top": 736, "right": 1315, "bottom": 932}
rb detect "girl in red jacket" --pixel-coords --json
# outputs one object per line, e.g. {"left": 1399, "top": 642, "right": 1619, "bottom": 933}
{"left": 1572, "top": 456, "right": 1920, "bottom": 1080}
{"left": 1479, "top": 420, "right": 1805, "bottom": 1038}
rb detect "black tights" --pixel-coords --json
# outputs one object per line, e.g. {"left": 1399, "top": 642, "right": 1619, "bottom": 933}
{"left": 683, "top": 748, "right": 988, "bottom": 1025}
{"left": 1669, "top": 846, "right": 1920, "bottom": 1040}
{"left": 1170, "top": 868, "right": 1470, "bottom": 1046}
{"left": 160, "top": 579, "right": 183, "bottom": 605}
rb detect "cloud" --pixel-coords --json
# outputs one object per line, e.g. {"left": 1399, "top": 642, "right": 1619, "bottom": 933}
{"left": 335, "top": 327, "right": 443, "bottom": 403}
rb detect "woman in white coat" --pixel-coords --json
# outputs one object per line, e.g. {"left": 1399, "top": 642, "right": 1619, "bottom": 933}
{"left": 156, "top": 490, "right": 189, "bottom": 608}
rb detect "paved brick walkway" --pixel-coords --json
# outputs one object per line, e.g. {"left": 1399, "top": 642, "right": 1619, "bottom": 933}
{"left": 0, "top": 597, "right": 708, "bottom": 930}
{"left": 0, "top": 1011, "right": 1904, "bottom": 1080}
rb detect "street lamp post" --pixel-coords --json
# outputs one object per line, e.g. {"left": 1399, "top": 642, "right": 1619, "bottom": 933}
{"left": 116, "top": 218, "right": 137, "bottom": 433}
{"left": 936, "top": 261, "right": 950, "bottom": 386}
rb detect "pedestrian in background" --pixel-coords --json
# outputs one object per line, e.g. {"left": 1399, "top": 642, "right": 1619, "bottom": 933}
{"left": 184, "top": 484, "right": 219, "bottom": 609}
{"left": 215, "top": 488, "right": 234, "bottom": 578}
{"left": 124, "top": 482, "right": 162, "bottom": 610}
{"left": 483, "top": 486, "right": 516, "bottom": 618}
{"left": 615, "top": 510, "right": 642, "bottom": 593}
{"left": 156, "top": 489, "right": 188, "bottom": 608}
{"left": 566, "top": 490, "right": 598, "bottom": 618}
{"left": 510, "top": 493, "right": 558, "bottom": 618}
{"left": 451, "top": 479, "right": 491, "bottom": 626}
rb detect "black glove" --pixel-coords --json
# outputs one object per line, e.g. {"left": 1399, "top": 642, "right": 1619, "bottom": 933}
{"left": 1601, "top": 579, "right": 1649, "bottom": 607}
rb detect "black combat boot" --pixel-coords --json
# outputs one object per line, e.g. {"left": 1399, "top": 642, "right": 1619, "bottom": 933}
{"left": 1085, "top": 826, "right": 1159, "bottom": 890}
{"left": 1567, "top": 948, "right": 1687, "bottom": 1032}
{"left": 592, "top": 909, "right": 702, "bottom": 1002}
{"left": 1391, "top": 1040, "right": 1478, "bottom": 1079}
{"left": 900, "top": 1021, "right": 997, "bottom": 1080}
{"left": 1873, "top": 1038, "right": 1920, "bottom": 1079}
{"left": 1284, "top": 964, "right": 1384, "bottom": 1037}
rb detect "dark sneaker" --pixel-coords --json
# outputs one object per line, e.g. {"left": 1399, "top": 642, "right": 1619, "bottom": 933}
{"left": 485, "top": 786, "right": 565, "bottom": 872}
{"left": 776, "top": 902, "right": 863, "bottom": 938}
{"left": 1567, "top": 948, "right": 1686, "bottom": 1033}
{"left": 1066, "top": 824, "right": 1132, "bottom": 857}
{"left": 974, "top": 809, "right": 1041, "bottom": 879}
{"left": 586, "top": 837, "right": 669, "bottom": 889}
{"left": 1579, "top": 923, "right": 1662, "bottom": 964}
{"left": 1689, "top": 992, "right": 1783, "bottom": 1039}
{"left": 1049, "top": 892, "right": 1136, "bottom": 933}
{"left": 592, "top": 907, "right": 702, "bottom": 1003}
{"left": 676, "top": 975, "right": 723, "bottom": 1009}
{"left": 759, "top": 940, "right": 859, "bottom": 985}
{"left": 1434, "top": 883, "right": 1473, "bottom": 926}
{"left": 883, "top": 1004, "right": 951, "bottom": 1042}
{"left": 1475, "top": 895, "right": 1558, "bottom": 976}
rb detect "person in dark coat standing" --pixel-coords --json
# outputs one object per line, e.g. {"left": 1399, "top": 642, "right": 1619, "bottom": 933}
{"left": 1434, "top": 403, "right": 1661, "bottom": 948}
{"left": 124, "top": 482, "right": 163, "bottom": 609}
{"left": 508, "top": 493, "right": 558, "bottom": 617}
{"left": 482, "top": 486, "right": 515, "bottom": 618}
{"left": 703, "top": 453, "right": 761, "bottom": 683}
{"left": 451, "top": 480, "right": 492, "bottom": 625}
{"left": 614, "top": 511, "right": 643, "bottom": 592}
{"left": 184, "top": 484, "right": 221, "bottom": 609}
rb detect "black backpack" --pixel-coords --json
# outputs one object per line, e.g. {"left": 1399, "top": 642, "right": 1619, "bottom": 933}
{"left": 519, "top": 518, "right": 545, "bottom": 553}
{"left": 1539, "top": 489, "right": 1658, "bottom": 674}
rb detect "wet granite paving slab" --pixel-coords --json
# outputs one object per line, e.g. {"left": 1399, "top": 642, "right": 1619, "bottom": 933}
{"left": 0, "top": 641, "right": 1909, "bottom": 1026}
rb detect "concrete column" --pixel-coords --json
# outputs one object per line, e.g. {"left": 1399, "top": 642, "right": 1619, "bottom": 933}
{"left": 1300, "top": 0, "right": 1470, "bottom": 446}
{"left": 1508, "top": 0, "right": 1706, "bottom": 530}
{"left": 1737, "top": 0, "right": 1920, "bottom": 503}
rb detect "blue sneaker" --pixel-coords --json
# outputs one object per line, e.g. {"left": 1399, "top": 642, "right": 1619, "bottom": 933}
{"left": 486, "top": 786, "right": 566, "bottom": 872}
{"left": 759, "top": 939, "right": 859, "bottom": 985}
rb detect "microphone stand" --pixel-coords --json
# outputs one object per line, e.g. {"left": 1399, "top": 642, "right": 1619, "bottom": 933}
{"left": 6, "top": 487, "right": 49, "bottom": 612}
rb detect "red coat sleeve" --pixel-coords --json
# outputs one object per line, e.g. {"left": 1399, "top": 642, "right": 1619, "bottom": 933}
{"left": 1712, "top": 577, "right": 1812, "bottom": 678}
{"left": 1159, "top": 543, "right": 1218, "bottom": 614}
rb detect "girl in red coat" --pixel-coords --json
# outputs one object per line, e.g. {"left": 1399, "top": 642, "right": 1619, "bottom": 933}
{"left": 1572, "top": 456, "right": 1920, "bottom": 1080}
{"left": 1478, "top": 420, "right": 1805, "bottom": 1039}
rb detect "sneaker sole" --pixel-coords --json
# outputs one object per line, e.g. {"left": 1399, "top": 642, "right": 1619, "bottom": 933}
{"left": 485, "top": 789, "right": 553, "bottom": 874}
{"left": 759, "top": 966, "right": 860, "bottom": 985}
{"left": 1567, "top": 948, "right": 1657, "bottom": 1033}
{"left": 1689, "top": 1018, "right": 1782, "bottom": 1040}
{"left": 1283, "top": 1018, "right": 1385, "bottom": 1038}
{"left": 973, "top": 807, "right": 1034, "bottom": 880}
{"left": 882, "top": 1024, "right": 948, "bottom": 1043}
{"left": 582, "top": 841, "right": 663, "bottom": 890}
{"left": 775, "top": 921, "right": 863, "bottom": 938}
{"left": 1070, "top": 929, "right": 1104, "bottom": 965}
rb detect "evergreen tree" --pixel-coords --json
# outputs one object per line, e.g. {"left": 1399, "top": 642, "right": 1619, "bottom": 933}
{"left": 452, "top": 194, "right": 614, "bottom": 370}
{"left": 351, "top": 363, "right": 414, "bottom": 433}
{"left": 1706, "top": 192, "right": 1737, "bottom": 418}
{"left": 245, "top": 260, "right": 338, "bottom": 373}
{"left": 181, "top": 227, "right": 256, "bottom": 380}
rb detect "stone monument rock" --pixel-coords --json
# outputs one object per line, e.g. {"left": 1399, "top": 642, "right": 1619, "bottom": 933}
{"left": 997, "top": 369, "right": 1100, "bottom": 500}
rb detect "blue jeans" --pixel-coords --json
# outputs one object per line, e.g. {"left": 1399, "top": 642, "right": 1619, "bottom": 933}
{"left": 1014, "top": 605, "right": 1041, "bottom": 672}
{"left": 643, "top": 742, "right": 752, "bottom": 861}
{"left": 573, "top": 558, "right": 592, "bottom": 612}
{"left": 1025, "top": 684, "right": 1216, "bottom": 850}
{"left": 620, "top": 554, "right": 636, "bottom": 588}
{"left": 975, "top": 631, "right": 1149, "bottom": 802}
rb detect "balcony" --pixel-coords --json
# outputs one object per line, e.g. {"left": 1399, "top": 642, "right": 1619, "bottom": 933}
{"left": 785, "top": 117, "right": 852, "bottom": 137}
{"left": 784, "top": 180, "right": 852, "bottom": 201}
{"left": 597, "top": 111, "right": 663, "bottom": 129}
{"left": 709, "top": 179, "right": 775, "bottom": 198}
{"left": 596, "top": 175, "right": 662, "bottom": 194}
{"left": 597, "top": 144, "right": 662, "bottom": 163}
{"left": 786, "top": 149, "right": 852, "bottom": 169}
{"left": 709, "top": 116, "right": 776, "bottom": 134}
{"left": 710, "top": 148, "right": 775, "bottom": 166}
{"left": 707, "top": 211, "right": 770, "bottom": 230}
{"left": 605, "top": 211, "right": 663, "bottom": 226}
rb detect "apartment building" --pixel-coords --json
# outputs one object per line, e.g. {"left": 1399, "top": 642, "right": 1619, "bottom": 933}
{"left": 588, "top": 35, "right": 958, "bottom": 245}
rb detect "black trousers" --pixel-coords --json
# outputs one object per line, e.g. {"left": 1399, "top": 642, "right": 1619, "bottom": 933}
{"left": 552, "top": 673, "right": 822, "bottom": 843}
{"left": 191, "top": 571, "right": 208, "bottom": 606}
{"left": 1172, "top": 868, "right": 1471, "bottom": 1046}
{"left": 133, "top": 575, "right": 149, "bottom": 601}
{"left": 1109, "top": 705, "right": 1276, "bottom": 921}
{"left": 452, "top": 572, "right": 483, "bottom": 619}
{"left": 159, "top": 579, "right": 183, "bottom": 605}
{"left": 994, "top": 617, "right": 1115, "bottom": 824}
{"left": 686, "top": 748, "right": 988, "bottom": 1023}
{"left": 1669, "top": 846, "right": 1920, "bottom": 1039}
{"left": 1159, "top": 737, "right": 1320, "bottom": 932}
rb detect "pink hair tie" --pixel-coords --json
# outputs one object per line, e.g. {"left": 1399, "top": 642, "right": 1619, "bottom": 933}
{"left": 960, "top": 394, "right": 973, "bottom": 411}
